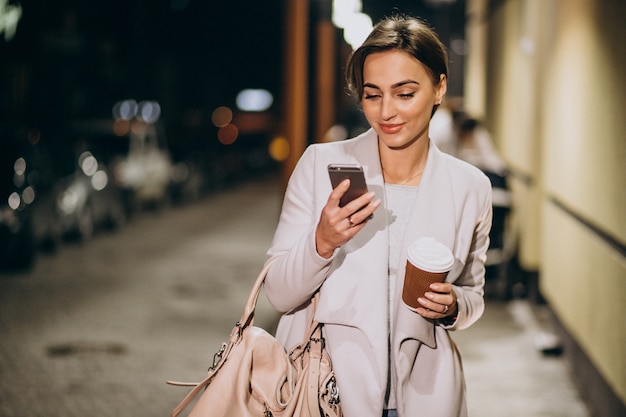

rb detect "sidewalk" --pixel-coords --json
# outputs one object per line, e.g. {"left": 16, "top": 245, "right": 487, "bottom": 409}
{"left": 453, "top": 299, "right": 590, "bottom": 417}
{"left": 0, "top": 175, "right": 591, "bottom": 417}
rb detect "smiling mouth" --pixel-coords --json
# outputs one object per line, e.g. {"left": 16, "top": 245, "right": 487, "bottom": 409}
{"left": 379, "top": 123, "right": 404, "bottom": 134}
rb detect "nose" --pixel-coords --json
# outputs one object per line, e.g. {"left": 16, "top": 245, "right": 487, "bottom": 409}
{"left": 380, "top": 96, "right": 397, "bottom": 121}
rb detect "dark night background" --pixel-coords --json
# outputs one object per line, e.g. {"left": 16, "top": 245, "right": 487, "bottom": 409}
{"left": 1, "top": 1, "right": 465, "bottom": 148}
{"left": 1, "top": 1, "right": 285, "bottom": 137}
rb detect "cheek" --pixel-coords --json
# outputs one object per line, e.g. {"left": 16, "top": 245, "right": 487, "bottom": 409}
{"left": 394, "top": 104, "right": 418, "bottom": 120}
{"left": 403, "top": 99, "right": 433, "bottom": 118}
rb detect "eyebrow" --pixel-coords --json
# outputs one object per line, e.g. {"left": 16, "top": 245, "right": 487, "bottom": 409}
{"left": 363, "top": 79, "right": 420, "bottom": 90}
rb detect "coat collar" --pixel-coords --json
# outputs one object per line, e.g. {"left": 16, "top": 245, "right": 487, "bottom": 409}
{"left": 349, "top": 128, "right": 458, "bottom": 261}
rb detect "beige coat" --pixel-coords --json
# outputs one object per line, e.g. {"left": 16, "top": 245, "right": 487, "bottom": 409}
{"left": 264, "top": 129, "right": 492, "bottom": 417}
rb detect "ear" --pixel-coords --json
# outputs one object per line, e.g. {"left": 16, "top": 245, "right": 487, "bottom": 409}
{"left": 435, "top": 74, "right": 447, "bottom": 103}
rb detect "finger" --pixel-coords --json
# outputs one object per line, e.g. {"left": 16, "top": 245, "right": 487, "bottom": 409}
{"left": 351, "top": 199, "right": 381, "bottom": 226}
{"left": 417, "top": 297, "right": 439, "bottom": 311}
{"left": 417, "top": 297, "right": 448, "bottom": 316}
{"left": 415, "top": 306, "right": 443, "bottom": 319}
{"left": 424, "top": 291, "right": 455, "bottom": 311}
{"left": 343, "top": 194, "right": 379, "bottom": 226}
{"left": 328, "top": 178, "right": 351, "bottom": 207}
{"left": 429, "top": 282, "right": 452, "bottom": 293}
{"left": 344, "top": 217, "right": 368, "bottom": 236}
{"left": 343, "top": 190, "right": 374, "bottom": 213}
{"left": 427, "top": 283, "right": 457, "bottom": 308}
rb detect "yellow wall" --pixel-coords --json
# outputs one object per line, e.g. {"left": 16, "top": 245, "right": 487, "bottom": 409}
{"left": 543, "top": 202, "right": 626, "bottom": 398}
{"left": 467, "top": 0, "right": 626, "bottom": 404}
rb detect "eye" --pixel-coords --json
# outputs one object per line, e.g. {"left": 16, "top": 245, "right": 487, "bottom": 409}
{"left": 398, "top": 92, "right": 414, "bottom": 99}
{"left": 363, "top": 93, "right": 380, "bottom": 100}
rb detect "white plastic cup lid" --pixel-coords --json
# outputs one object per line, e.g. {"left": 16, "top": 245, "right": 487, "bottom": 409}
{"left": 407, "top": 237, "right": 454, "bottom": 273}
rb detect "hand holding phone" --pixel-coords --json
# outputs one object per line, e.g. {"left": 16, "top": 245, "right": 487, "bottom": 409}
{"left": 327, "top": 163, "right": 373, "bottom": 219}
{"left": 316, "top": 163, "right": 378, "bottom": 257}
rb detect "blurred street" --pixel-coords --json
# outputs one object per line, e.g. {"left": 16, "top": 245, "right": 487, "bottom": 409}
{"left": 0, "top": 175, "right": 590, "bottom": 417}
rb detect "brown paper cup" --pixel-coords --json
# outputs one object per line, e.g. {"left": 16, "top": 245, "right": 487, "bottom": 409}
{"left": 402, "top": 238, "right": 454, "bottom": 311}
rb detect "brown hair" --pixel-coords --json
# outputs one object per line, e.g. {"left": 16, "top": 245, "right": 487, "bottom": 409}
{"left": 345, "top": 15, "right": 449, "bottom": 104}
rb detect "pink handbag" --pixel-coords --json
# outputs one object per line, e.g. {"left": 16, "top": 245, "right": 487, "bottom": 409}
{"left": 167, "top": 257, "right": 342, "bottom": 417}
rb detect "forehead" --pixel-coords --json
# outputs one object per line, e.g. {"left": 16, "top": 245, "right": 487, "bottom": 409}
{"left": 363, "top": 50, "right": 431, "bottom": 85}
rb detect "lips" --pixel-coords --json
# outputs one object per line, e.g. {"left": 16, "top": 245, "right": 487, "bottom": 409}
{"left": 379, "top": 123, "right": 404, "bottom": 134}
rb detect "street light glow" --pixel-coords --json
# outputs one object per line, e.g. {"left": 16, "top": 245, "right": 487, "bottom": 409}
{"left": 235, "top": 89, "right": 273, "bottom": 112}
{"left": 331, "top": 0, "right": 362, "bottom": 29}
{"left": 331, "top": 0, "right": 372, "bottom": 50}
{"left": 342, "top": 12, "right": 372, "bottom": 50}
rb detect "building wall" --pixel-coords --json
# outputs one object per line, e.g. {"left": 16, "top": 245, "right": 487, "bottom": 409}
{"left": 466, "top": 0, "right": 626, "bottom": 410}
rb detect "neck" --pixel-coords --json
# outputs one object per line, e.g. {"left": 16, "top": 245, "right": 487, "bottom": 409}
{"left": 379, "top": 141, "right": 429, "bottom": 185}
{"left": 382, "top": 165, "right": 424, "bottom": 185}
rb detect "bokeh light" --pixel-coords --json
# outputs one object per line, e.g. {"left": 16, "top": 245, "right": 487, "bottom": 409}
{"left": 130, "top": 120, "right": 148, "bottom": 136}
{"left": 113, "top": 119, "right": 131, "bottom": 136}
{"left": 332, "top": 0, "right": 361, "bottom": 29}
{"left": 8, "top": 192, "right": 20, "bottom": 210}
{"left": 342, "top": 12, "right": 372, "bottom": 49}
{"left": 13, "top": 157, "right": 26, "bottom": 176}
{"left": 211, "top": 106, "right": 233, "bottom": 128}
{"left": 0, "top": 1, "right": 22, "bottom": 42}
{"left": 217, "top": 124, "right": 239, "bottom": 145}
{"left": 235, "top": 89, "right": 273, "bottom": 112}
{"left": 269, "top": 136, "right": 290, "bottom": 161}
{"left": 137, "top": 100, "right": 161, "bottom": 124}
{"left": 331, "top": 0, "right": 372, "bottom": 50}
{"left": 91, "top": 171, "right": 108, "bottom": 191}
{"left": 324, "top": 124, "right": 348, "bottom": 142}
{"left": 112, "top": 99, "right": 138, "bottom": 120}
{"left": 79, "top": 152, "right": 98, "bottom": 176}
{"left": 22, "top": 186, "right": 35, "bottom": 205}
{"left": 113, "top": 99, "right": 160, "bottom": 124}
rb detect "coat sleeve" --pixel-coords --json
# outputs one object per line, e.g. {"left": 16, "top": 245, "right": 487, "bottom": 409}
{"left": 446, "top": 173, "right": 492, "bottom": 330}
{"left": 264, "top": 145, "right": 336, "bottom": 313}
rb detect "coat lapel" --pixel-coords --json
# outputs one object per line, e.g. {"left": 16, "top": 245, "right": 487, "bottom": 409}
{"left": 345, "top": 130, "right": 460, "bottom": 349}
{"left": 393, "top": 142, "right": 459, "bottom": 350}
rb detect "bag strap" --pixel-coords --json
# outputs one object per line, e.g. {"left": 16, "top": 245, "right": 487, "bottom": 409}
{"left": 306, "top": 322, "right": 325, "bottom": 415}
{"left": 167, "top": 256, "right": 281, "bottom": 417}
{"left": 301, "top": 293, "right": 322, "bottom": 340}
{"left": 168, "top": 255, "right": 328, "bottom": 417}
{"left": 238, "top": 255, "right": 282, "bottom": 329}
{"left": 168, "top": 372, "right": 214, "bottom": 417}
{"left": 240, "top": 255, "right": 322, "bottom": 332}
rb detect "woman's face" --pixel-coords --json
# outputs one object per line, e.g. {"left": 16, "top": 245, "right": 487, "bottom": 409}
{"left": 361, "top": 50, "right": 446, "bottom": 150}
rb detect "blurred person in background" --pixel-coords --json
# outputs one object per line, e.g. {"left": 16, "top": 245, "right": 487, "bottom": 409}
{"left": 264, "top": 14, "right": 492, "bottom": 417}
{"left": 429, "top": 96, "right": 464, "bottom": 155}
{"left": 455, "top": 117, "right": 507, "bottom": 177}
{"left": 430, "top": 100, "right": 507, "bottom": 178}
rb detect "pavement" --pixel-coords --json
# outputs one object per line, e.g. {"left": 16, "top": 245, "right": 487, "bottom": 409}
{"left": 0, "top": 175, "right": 591, "bottom": 417}
{"left": 452, "top": 300, "right": 590, "bottom": 417}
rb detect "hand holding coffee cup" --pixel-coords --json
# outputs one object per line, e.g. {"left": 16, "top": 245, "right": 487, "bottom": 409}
{"left": 402, "top": 237, "right": 455, "bottom": 312}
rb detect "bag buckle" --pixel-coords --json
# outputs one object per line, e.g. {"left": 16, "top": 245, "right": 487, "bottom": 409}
{"left": 209, "top": 343, "right": 227, "bottom": 371}
{"left": 308, "top": 336, "right": 325, "bottom": 350}
{"left": 328, "top": 376, "right": 340, "bottom": 405}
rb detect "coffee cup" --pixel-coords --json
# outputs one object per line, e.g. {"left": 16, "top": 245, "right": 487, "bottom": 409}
{"left": 402, "top": 237, "right": 455, "bottom": 311}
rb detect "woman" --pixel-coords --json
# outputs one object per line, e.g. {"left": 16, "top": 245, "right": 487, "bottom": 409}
{"left": 264, "top": 15, "right": 492, "bottom": 417}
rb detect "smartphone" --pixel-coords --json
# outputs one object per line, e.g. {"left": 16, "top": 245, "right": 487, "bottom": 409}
{"left": 327, "top": 164, "right": 372, "bottom": 217}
